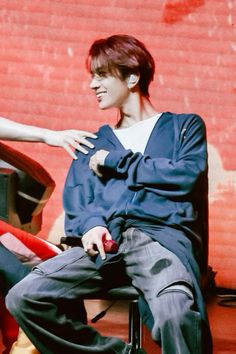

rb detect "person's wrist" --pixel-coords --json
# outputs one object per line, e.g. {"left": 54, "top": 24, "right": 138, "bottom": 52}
{"left": 42, "top": 128, "right": 53, "bottom": 144}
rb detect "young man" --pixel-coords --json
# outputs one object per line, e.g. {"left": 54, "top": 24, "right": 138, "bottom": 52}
{"left": 6, "top": 34, "right": 212, "bottom": 354}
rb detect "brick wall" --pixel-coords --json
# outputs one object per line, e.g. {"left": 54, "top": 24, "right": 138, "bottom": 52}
{"left": 0, "top": 0, "right": 235, "bottom": 289}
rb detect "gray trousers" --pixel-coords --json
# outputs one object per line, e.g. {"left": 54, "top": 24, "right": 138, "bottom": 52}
{"left": 6, "top": 228, "right": 202, "bottom": 354}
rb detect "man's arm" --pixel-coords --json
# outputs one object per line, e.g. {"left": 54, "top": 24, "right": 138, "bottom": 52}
{"left": 90, "top": 114, "right": 207, "bottom": 198}
{"left": 63, "top": 155, "right": 112, "bottom": 259}
{"left": 63, "top": 154, "right": 108, "bottom": 237}
{"left": 0, "top": 116, "right": 97, "bottom": 159}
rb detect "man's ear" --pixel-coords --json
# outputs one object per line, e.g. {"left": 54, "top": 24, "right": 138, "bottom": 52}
{"left": 127, "top": 73, "right": 140, "bottom": 88}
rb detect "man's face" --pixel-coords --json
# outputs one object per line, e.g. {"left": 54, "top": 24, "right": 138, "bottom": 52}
{"left": 89, "top": 70, "right": 130, "bottom": 110}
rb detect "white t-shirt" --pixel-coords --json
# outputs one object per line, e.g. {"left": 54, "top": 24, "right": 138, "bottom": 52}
{"left": 113, "top": 113, "right": 162, "bottom": 154}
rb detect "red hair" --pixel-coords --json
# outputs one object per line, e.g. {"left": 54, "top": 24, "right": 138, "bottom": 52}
{"left": 86, "top": 34, "right": 155, "bottom": 98}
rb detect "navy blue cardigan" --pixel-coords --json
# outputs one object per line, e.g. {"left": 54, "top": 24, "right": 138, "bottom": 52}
{"left": 63, "top": 112, "right": 209, "bottom": 326}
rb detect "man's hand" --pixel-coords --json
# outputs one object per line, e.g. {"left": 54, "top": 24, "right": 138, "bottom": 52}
{"left": 44, "top": 129, "right": 97, "bottom": 159}
{"left": 81, "top": 226, "right": 112, "bottom": 260}
{"left": 89, "top": 149, "right": 109, "bottom": 177}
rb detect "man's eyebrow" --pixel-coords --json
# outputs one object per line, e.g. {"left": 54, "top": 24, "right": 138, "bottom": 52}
{"left": 96, "top": 66, "right": 108, "bottom": 74}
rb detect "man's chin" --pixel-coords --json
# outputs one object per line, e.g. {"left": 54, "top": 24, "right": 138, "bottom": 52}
{"left": 98, "top": 102, "right": 110, "bottom": 110}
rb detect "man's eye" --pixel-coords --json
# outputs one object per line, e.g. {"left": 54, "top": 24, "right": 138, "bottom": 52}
{"left": 93, "top": 74, "right": 103, "bottom": 80}
{"left": 97, "top": 70, "right": 108, "bottom": 78}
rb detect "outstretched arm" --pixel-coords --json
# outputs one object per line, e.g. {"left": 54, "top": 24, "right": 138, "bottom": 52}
{"left": 0, "top": 116, "right": 97, "bottom": 158}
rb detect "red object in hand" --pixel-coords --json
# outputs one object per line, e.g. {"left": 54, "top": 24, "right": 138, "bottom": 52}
{"left": 102, "top": 237, "right": 119, "bottom": 253}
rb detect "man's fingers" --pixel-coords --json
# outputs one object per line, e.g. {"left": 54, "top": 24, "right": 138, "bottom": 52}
{"left": 77, "top": 131, "right": 97, "bottom": 139}
{"left": 86, "top": 248, "right": 99, "bottom": 257}
{"left": 82, "top": 240, "right": 105, "bottom": 259}
{"left": 69, "top": 131, "right": 97, "bottom": 149}
{"left": 77, "top": 137, "right": 95, "bottom": 149}
{"left": 104, "top": 233, "right": 112, "bottom": 241}
{"left": 61, "top": 132, "right": 97, "bottom": 156}
{"left": 63, "top": 144, "right": 78, "bottom": 159}
{"left": 89, "top": 156, "right": 103, "bottom": 177}
{"left": 96, "top": 239, "right": 106, "bottom": 260}
{"left": 64, "top": 137, "right": 91, "bottom": 154}
{"left": 89, "top": 156, "right": 94, "bottom": 169}
{"left": 83, "top": 242, "right": 98, "bottom": 256}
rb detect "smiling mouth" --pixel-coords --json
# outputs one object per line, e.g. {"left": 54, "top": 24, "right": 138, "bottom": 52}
{"left": 96, "top": 91, "right": 106, "bottom": 101}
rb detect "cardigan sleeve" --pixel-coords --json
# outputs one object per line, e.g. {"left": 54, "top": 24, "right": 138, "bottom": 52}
{"left": 63, "top": 156, "right": 107, "bottom": 237}
{"left": 104, "top": 114, "right": 207, "bottom": 198}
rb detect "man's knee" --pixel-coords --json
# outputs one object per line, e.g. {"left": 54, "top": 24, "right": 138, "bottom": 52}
{"left": 6, "top": 276, "right": 35, "bottom": 317}
{"left": 6, "top": 284, "right": 22, "bottom": 316}
{"left": 151, "top": 286, "right": 197, "bottom": 340}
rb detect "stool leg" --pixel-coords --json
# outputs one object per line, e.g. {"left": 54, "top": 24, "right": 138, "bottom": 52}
{"left": 129, "top": 300, "right": 142, "bottom": 350}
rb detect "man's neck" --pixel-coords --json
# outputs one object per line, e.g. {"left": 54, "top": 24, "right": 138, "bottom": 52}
{"left": 117, "top": 95, "right": 158, "bottom": 129}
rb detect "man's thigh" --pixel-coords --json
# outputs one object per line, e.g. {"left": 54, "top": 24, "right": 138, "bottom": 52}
{"left": 120, "top": 228, "right": 193, "bottom": 300}
{"left": 11, "top": 247, "right": 105, "bottom": 301}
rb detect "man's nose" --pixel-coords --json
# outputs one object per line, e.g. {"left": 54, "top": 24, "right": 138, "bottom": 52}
{"left": 89, "top": 77, "right": 100, "bottom": 89}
